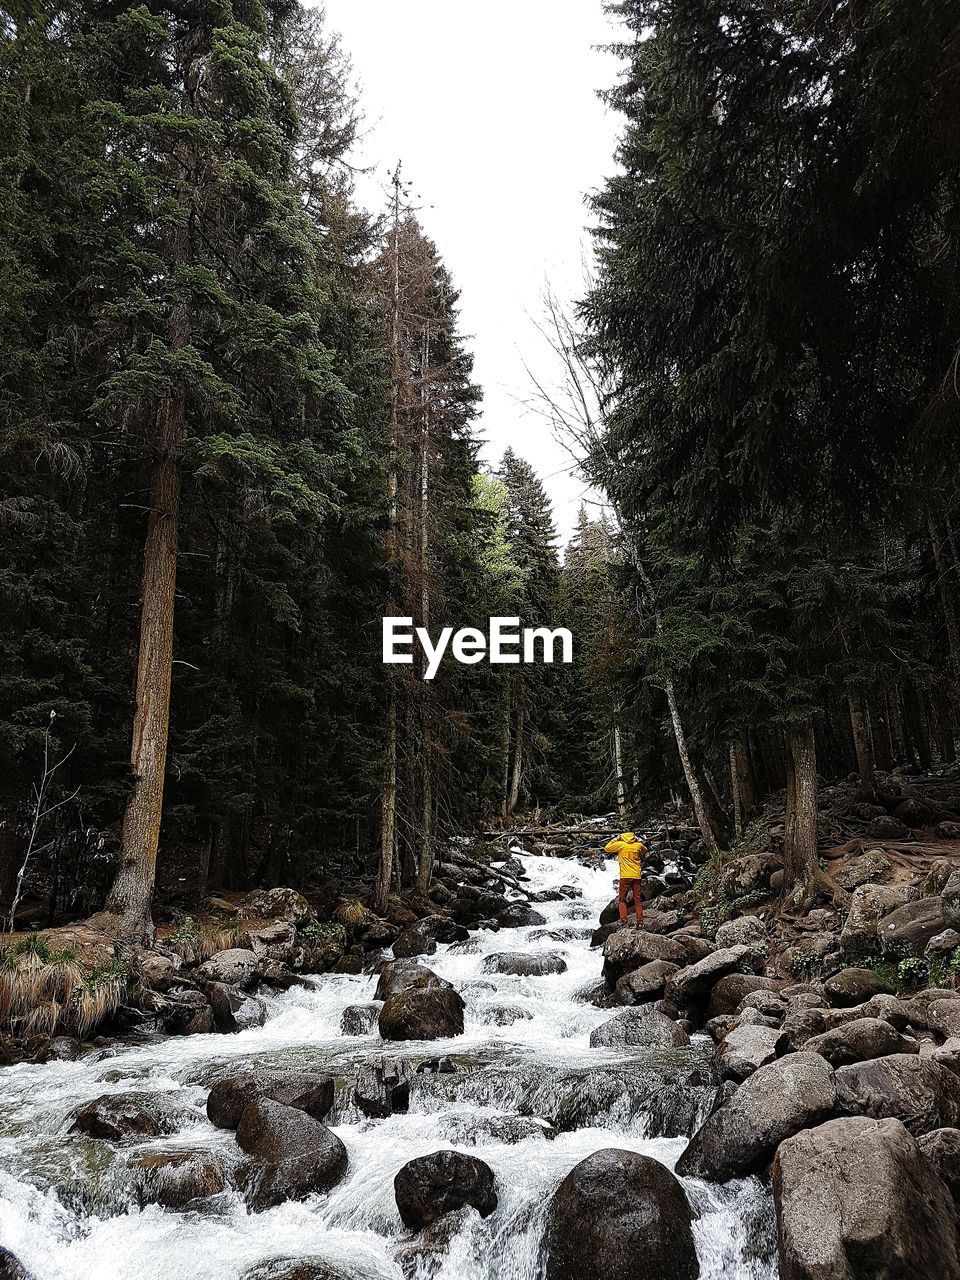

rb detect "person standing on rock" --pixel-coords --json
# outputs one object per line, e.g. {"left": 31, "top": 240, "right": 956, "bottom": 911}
{"left": 603, "top": 832, "right": 646, "bottom": 927}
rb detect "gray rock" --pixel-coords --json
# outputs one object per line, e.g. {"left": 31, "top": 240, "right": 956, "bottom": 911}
{"left": 706, "top": 974, "right": 783, "bottom": 1018}
{"left": 207, "top": 1070, "right": 334, "bottom": 1130}
{"left": 374, "top": 960, "right": 445, "bottom": 1001}
{"left": 823, "top": 967, "right": 893, "bottom": 1007}
{"left": 835, "top": 848, "right": 892, "bottom": 890}
{"left": 840, "top": 884, "right": 919, "bottom": 960}
{"left": 354, "top": 1056, "right": 412, "bottom": 1118}
{"left": 918, "top": 1127, "right": 960, "bottom": 1201}
{"left": 666, "top": 945, "right": 762, "bottom": 1008}
{"left": 676, "top": 1052, "right": 837, "bottom": 1182}
{"left": 394, "top": 1150, "right": 497, "bottom": 1230}
{"left": 194, "top": 948, "right": 259, "bottom": 988}
{"left": 481, "top": 952, "right": 567, "bottom": 977}
{"left": 70, "top": 1093, "right": 183, "bottom": 1142}
{"left": 544, "top": 1148, "right": 698, "bottom": 1280}
{"left": 804, "top": 1017, "right": 912, "bottom": 1066}
{"left": 392, "top": 925, "right": 438, "bottom": 959}
{"left": 926, "top": 999, "right": 960, "bottom": 1039}
{"left": 879, "top": 897, "right": 955, "bottom": 957}
{"left": 379, "top": 982, "right": 465, "bottom": 1041}
{"left": 138, "top": 951, "right": 181, "bottom": 991}
{"left": 715, "top": 915, "right": 766, "bottom": 949}
{"left": 834, "top": 1054, "right": 960, "bottom": 1135}
{"left": 0, "top": 1248, "right": 38, "bottom": 1280}
{"left": 340, "top": 1002, "right": 381, "bottom": 1036}
{"left": 236, "top": 1097, "right": 347, "bottom": 1211}
{"left": 600, "top": 929, "right": 687, "bottom": 989}
{"left": 716, "top": 1023, "right": 780, "bottom": 1081}
{"left": 589, "top": 1007, "right": 689, "bottom": 1049}
{"left": 613, "top": 959, "right": 680, "bottom": 1006}
{"left": 133, "top": 1147, "right": 227, "bottom": 1209}
{"left": 774, "top": 1116, "right": 960, "bottom": 1280}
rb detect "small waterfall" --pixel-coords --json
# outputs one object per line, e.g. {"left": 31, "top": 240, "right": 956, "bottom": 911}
{"left": 0, "top": 850, "right": 777, "bottom": 1280}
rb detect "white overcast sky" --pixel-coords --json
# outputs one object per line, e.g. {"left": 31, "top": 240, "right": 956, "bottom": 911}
{"left": 316, "top": 0, "right": 622, "bottom": 547}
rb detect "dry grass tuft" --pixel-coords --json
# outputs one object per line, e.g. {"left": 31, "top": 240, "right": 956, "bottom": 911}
{"left": 0, "top": 935, "right": 127, "bottom": 1041}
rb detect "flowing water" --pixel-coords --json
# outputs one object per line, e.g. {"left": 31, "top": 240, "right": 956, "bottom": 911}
{"left": 0, "top": 851, "right": 777, "bottom": 1280}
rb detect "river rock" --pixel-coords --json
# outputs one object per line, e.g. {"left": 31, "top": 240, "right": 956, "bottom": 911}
{"left": 242, "top": 1262, "right": 345, "bottom": 1280}
{"left": 666, "top": 945, "right": 762, "bottom": 1009}
{"left": 340, "top": 1002, "right": 381, "bottom": 1036}
{"left": 840, "top": 884, "right": 918, "bottom": 960}
{"left": 160, "top": 987, "right": 215, "bottom": 1035}
{"left": 823, "top": 967, "right": 892, "bottom": 1006}
{"left": 394, "top": 1150, "right": 497, "bottom": 1230}
{"left": 392, "top": 924, "right": 438, "bottom": 959}
{"left": 879, "top": 897, "right": 955, "bottom": 956}
{"left": 70, "top": 1093, "right": 183, "bottom": 1142}
{"left": 134, "top": 1148, "right": 227, "bottom": 1208}
{"left": 207, "top": 1070, "right": 334, "bottom": 1130}
{"left": 804, "top": 1017, "right": 912, "bottom": 1065}
{"left": 236, "top": 1097, "right": 347, "bottom": 1211}
{"left": 675, "top": 933, "right": 715, "bottom": 963}
{"left": 676, "top": 1052, "right": 837, "bottom": 1181}
{"left": 600, "top": 930, "right": 687, "bottom": 989}
{"left": 929, "top": 1000, "right": 960, "bottom": 1038}
{"left": 919, "top": 1127, "right": 960, "bottom": 1200}
{"left": 0, "top": 1249, "right": 37, "bottom": 1280}
{"left": 589, "top": 1007, "right": 689, "bottom": 1049}
{"left": 867, "top": 815, "right": 910, "bottom": 840}
{"left": 247, "top": 921, "right": 299, "bottom": 965}
{"left": 202, "top": 981, "right": 266, "bottom": 1033}
{"left": 354, "top": 1056, "right": 412, "bottom": 1118}
{"left": 139, "top": 951, "right": 181, "bottom": 991}
{"left": 544, "top": 1148, "right": 699, "bottom": 1280}
{"left": 834, "top": 1053, "right": 960, "bottom": 1134}
{"left": 245, "top": 887, "right": 312, "bottom": 924}
{"left": 375, "top": 960, "right": 444, "bottom": 1001}
{"left": 706, "top": 974, "right": 782, "bottom": 1019}
{"left": 194, "top": 948, "right": 259, "bottom": 988}
{"left": 497, "top": 903, "right": 546, "bottom": 928}
{"left": 773, "top": 1116, "right": 960, "bottom": 1280}
{"left": 716, "top": 1023, "right": 780, "bottom": 1081}
{"left": 835, "top": 848, "right": 892, "bottom": 890}
{"left": 613, "top": 959, "right": 680, "bottom": 1006}
{"left": 481, "top": 952, "right": 567, "bottom": 977}
{"left": 715, "top": 916, "right": 766, "bottom": 949}
{"left": 379, "top": 982, "right": 465, "bottom": 1041}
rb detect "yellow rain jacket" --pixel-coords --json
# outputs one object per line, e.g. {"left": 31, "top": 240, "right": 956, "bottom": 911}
{"left": 605, "top": 832, "right": 645, "bottom": 880}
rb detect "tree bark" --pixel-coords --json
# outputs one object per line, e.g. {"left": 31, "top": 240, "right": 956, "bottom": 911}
{"left": 847, "top": 690, "right": 877, "bottom": 800}
{"left": 781, "top": 720, "right": 821, "bottom": 908}
{"left": 500, "top": 681, "right": 511, "bottom": 819}
{"left": 507, "top": 686, "right": 525, "bottom": 816}
{"left": 613, "top": 711, "right": 626, "bottom": 816}
{"left": 375, "top": 695, "right": 397, "bottom": 914}
{"left": 664, "top": 674, "right": 719, "bottom": 857}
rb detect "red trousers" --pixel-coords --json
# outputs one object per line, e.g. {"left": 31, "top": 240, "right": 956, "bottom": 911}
{"left": 618, "top": 878, "right": 643, "bottom": 925}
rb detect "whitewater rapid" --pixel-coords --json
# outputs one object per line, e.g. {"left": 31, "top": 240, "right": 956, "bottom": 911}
{"left": 0, "top": 850, "right": 777, "bottom": 1280}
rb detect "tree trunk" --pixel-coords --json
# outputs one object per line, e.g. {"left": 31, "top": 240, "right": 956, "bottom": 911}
{"left": 613, "top": 712, "right": 627, "bottom": 816}
{"left": 664, "top": 675, "right": 719, "bottom": 857}
{"left": 729, "top": 742, "right": 744, "bottom": 837}
{"left": 500, "top": 681, "right": 511, "bottom": 819}
{"left": 781, "top": 720, "right": 823, "bottom": 908}
{"left": 507, "top": 690, "right": 525, "bottom": 816}
{"left": 929, "top": 515, "right": 960, "bottom": 685}
{"left": 870, "top": 694, "right": 894, "bottom": 772}
{"left": 847, "top": 690, "right": 877, "bottom": 800}
{"left": 887, "top": 688, "right": 907, "bottom": 765}
{"left": 375, "top": 695, "right": 397, "bottom": 913}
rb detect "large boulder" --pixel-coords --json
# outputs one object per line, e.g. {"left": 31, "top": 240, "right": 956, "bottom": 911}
{"left": 835, "top": 847, "right": 892, "bottom": 890}
{"left": 840, "top": 884, "right": 918, "bottom": 960}
{"left": 879, "top": 897, "right": 955, "bottom": 957}
{"left": 481, "top": 952, "right": 567, "bottom": 977}
{"left": 706, "top": 974, "right": 782, "bottom": 1019}
{"left": 929, "top": 1000, "right": 960, "bottom": 1039}
{"left": 676, "top": 1052, "right": 837, "bottom": 1182}
{"left": 773, "top": 1116, "right": 960, "bottom": 1280}
{"left": 803, "top": 1017, "right": 912, "bottom": 1066}
{"left": 715, "top": 1024, "right": 780, "bottom": 1081}
{"left": 589, "top": 1007, "right": 689, "bottom": 1049}
{"left": 235, "top": 1097, "right": 347, "bottom": 1211}
{"left": 133, "top": 1148, "right": 227, "bottom": 1209}
{"left": 919, "top": 1127, "right": 960, "bottom": 1202}
{"left": 374, "top": 959, "right": 443, "bottom": 1001}
{"left": 613, "top": 960, "right": 680, "bottom": 1006}
{"left": 194, "top": 948, "right": 259, "bottom": 988}
{"left": 379, "top": 982, "right": 465, "bottom": 1041}
{"left": 834, "top": 1054, "right": 960, "bottom": 1135}
{"left": 544, "top": 1148, "right": 699, "bottom": 1280}
{"left": 340, "top": 1003, "right": 381, "bottom": 1036}
{"left": 823, "top": 967, "right": 893, "bottom": 1007}
{"left": 159, "top": 987, "right": 215, "bottom": 1035}
{"left": 207, "top": 1071, "right": 334, "bottom": 1131}
{"left": 70, "top": 1094, "right": 182, "bottom": 1142}
{"left": 354, "top": 1056, "right": 412, "bottom": 1118}
{"left": 600, "top": 930, "right": 687, "bottom": 989}
{"left": 394, "top": 1150, "right": 497, "bottom": 1230}
{"left": 666, "top": 945, "right": 762, "bottom": 1009}
{"left": 392, "top": 924, "right": 438, "bottom": 959}
{"left": 715, "top": 916, "right": 766, "bottom": 950}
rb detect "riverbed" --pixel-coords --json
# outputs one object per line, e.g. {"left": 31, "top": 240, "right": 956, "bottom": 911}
{"left": 0, "top": 851, "right": 777, "bottom": 1279}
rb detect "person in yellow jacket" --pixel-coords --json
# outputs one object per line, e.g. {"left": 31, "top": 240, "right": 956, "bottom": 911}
{"left": 604, "top": 832, "right": 646, "bottom": 926}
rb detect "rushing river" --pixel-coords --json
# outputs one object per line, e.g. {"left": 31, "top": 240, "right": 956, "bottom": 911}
{"left": 0, "top": 850, "right": 777, "bottom": 1280}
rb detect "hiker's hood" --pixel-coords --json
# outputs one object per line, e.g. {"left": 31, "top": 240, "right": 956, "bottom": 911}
{"left": 620, "top": 832, "right": 637, "bottom": 843}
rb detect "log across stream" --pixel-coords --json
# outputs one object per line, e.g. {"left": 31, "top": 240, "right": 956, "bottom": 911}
{"left": 0, "top": 851, "right": 776, "bottom": 1279}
